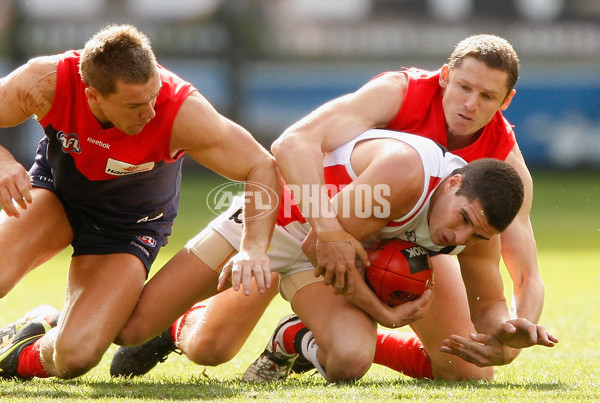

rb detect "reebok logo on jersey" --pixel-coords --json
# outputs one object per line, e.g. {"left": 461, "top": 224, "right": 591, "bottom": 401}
{"left": 105, "top": 158, "right": 155, "bottom": 176}
{"left": 57, "top": 131, "right": 81, "bottom": 154}
{"left": 87, "top": 137, "right": 110, "bottom": 149}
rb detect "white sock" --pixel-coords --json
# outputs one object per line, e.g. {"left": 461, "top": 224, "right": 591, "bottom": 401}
{"left": 300, "top": 331, "right": 329, "bottom": 382}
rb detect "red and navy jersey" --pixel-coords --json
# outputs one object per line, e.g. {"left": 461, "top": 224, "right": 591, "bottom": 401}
{"left": 377, "top": 68, "right": 516, "bottom": 162}
{"left": 35, "top": 50, "right": 196, "bottom": 237}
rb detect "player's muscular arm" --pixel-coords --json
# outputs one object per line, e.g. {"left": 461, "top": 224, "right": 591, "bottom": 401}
{"left": 309, "top": 140, "right": 422, "bottom": 294}
{"left": 273, "top": 74, "right": 408, "bottom": 297}
{"left": 442, "top": 236, "right": 557, "bottom": 367}
{"left": 171, "top": 93, "right": 281, "bottom": 295}
{"left": 457, "top": 237, "right": 509, "bottom": 334}
{"left": 272, "top": 72, "right": 407, "bottom": 235}
{"left": 316, "top": 143, "right": 432, "bottom": 325}
{"left": 438, "top": 238, "right": 522, "bottom": 366}
{"left": 0, "top": 56, "right": 57, "bottom": 126}
{"left": 0, "top": 57, "right": 57, "bottom": 217}
{"left": 501, "top": 144, "right": 544, "bottom": 323}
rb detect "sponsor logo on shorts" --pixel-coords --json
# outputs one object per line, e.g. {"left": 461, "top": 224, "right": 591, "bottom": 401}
{"left": 206, "top": 181, "right": 279, "bottom": 221}
{"left": 57, "top": 131, "right": 81, "bottom": 154}
{"left": 130, "top": 241, "right": 151, "bottom": 257}
{"left": 137, "top": 210, "right": 165, "bottom": 223}
{"left": 136, "top": 235, "right": 157, "bottom": 247}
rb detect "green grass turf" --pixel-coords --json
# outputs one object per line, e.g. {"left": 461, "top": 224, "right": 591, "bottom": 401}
{"left": 0, "top": 169, "right": 598, "bottom": 401}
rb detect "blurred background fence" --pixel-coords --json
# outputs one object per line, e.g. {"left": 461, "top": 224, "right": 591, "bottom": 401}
{"left": 1, "top": 0, "right": 599, "bottom": 169}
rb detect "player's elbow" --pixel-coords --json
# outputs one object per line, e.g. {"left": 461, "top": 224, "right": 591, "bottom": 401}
{"left": 271, "top": 128, "right": 311, "bottom": 160}
{"left": 270, "top": 133, "right": 292, "bottom": 159}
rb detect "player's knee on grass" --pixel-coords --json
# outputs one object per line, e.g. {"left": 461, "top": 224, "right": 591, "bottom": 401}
{"left": 179, "top": 316, "right": 245, "bottom": 366}
{"left": 184, "top": 338, "right": 237, "bottom": 367}
{"left": 53, "top": 338, "right": 105, "bottom": 379}
{"left": 324, "top": 342, "right": 374, "bottom": 382}
{"left": 431, "top": 358, "right": 494, "bottom": 381}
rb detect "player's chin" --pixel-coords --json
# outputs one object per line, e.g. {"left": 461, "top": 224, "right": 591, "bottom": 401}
{"left": 123, "top": 123, "right": 147, "bottom": 135}
{"left": 431, "top": 233, "right": 448, "bottom": 247}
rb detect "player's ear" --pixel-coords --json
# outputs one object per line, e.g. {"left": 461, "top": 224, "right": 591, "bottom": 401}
{"left": 85, "top": 86, "right": 100, "bottom": 103}
{"left": 446, "top": 174, "right": 463, "bottom": 192}
{"left": 439, "top": 65, "right": 450, "bottom": 88}
{"left": 500, "top": 88, "right": 516, "bottom": 111}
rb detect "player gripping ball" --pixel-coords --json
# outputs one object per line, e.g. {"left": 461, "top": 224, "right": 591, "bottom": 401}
{"left": 364, "top": 239, "right": 434, "bottom": 306}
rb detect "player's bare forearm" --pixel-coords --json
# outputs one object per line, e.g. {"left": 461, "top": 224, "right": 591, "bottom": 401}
{"left": 501, "top": 220, "right": 545, "bottom": 323}
{"left": 216, "top": 159, "right": 280, "bottom": 295}
{"left": 239, "top": 162, "right": 282, "bottom": 255}
{"left": 470, "top": 299, "right": 511, "bottom": 337}
{"left": 502, "top": 147, "right": 544, "bottom": 323}
{"left": 347, "top": 275, "right": 431, "bottom": 328}
{"left": 272, "top": 130, "right": 345, "bottom": 234}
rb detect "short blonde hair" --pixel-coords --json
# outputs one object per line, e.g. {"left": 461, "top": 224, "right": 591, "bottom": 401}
{"left": 79, "top": 24, "right": 157, "bottom": 96}
{"left": 448, "top": 34, "right": 519, "bottom": 95}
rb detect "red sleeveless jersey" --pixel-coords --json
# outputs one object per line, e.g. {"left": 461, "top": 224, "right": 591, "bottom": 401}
{"left": 382, "top": 68, "right": 516, "bottom": 163}
{"left": 39, "top": 50, "right": 194, "bottom": 181}
{"left": 35, "top": 50, "right": 196, "bottom": 234}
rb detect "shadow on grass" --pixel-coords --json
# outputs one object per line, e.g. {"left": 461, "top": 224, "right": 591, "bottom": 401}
{"left": 1, "top": 378, "right": 245, "bottom": 401}
{"left": 367, "top": 377, "right": 568, "bottom": 391}
{"left": 0, "top": 375, "right": 569, "bottom": 401}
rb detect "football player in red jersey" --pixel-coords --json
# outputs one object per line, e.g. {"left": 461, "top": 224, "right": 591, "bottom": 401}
{"left": 112, "top": 126, "right": 552, "bottom": 383}
{"left": 111, "top": 34, "right": 554, "bottom": 382}
{"left": 0, "top": 24, "right": 280, "bottom": 380}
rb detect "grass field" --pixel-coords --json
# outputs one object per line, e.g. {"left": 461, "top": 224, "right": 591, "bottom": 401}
{"left": 0, "top": 169, "right": 598, "bottom": 402}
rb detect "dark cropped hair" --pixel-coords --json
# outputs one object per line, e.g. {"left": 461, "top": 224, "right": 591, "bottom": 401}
{"left": 79, "top": 24, "right": 157, "bottom": 96}
{"left": 448, "top": 34, "right": 519, "bottom": 97}
{"left": 454, "top": 158, "right": 524, "bottom": 232}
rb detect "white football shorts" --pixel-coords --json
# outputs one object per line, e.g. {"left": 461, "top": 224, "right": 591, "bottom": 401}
{"left": 185, "top": 196, "right": 321, "bottom": 301}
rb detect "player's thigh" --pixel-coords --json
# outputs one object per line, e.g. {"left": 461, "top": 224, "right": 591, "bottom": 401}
{"left": 0, "top": 188, "right": 72, "bottom": 281}
{"left": 57, "top": 253, "right": 146, "bottom": 360}
{"left": 410, "top": 255, "right": 491, "bottom": 380}
{"left": 118, "top": 229, "right": 235, "bottom": 345}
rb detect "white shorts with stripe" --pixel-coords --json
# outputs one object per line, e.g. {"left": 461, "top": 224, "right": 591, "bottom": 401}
{"left": 185, "top": 197, "right": 320, "bottom": 301}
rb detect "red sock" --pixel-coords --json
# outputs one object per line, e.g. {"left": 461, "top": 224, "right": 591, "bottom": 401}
{"left": 373, "top": 329, "right": 433, "bottom": 379}
{"left": 16, "top": 339, "right": 51, "bottom": 378}
{"left": 281, "top": 321, "right": 307, "bottom": 355}
{"left": 170, "top": 302, "right": 208, "bottom": 344}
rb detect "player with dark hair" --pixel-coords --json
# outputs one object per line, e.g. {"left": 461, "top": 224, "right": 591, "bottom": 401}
{"left": 0, "top": 24, "right": 280, "bottom": 380}
{"left": 111, "top": 128, "right": 553, "bottom": 383}
{"left": 242, "top": 33, "right": 547, "bottom": 382}
{"left": 111, "top": 34, "right": 551, "bottom": 382}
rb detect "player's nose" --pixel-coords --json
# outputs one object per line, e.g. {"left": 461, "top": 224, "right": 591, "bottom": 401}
{"left": 464, "top": 93, "right": 478, "bottom": 111}
{"left": 454, "top": 227, "right": 472, "bottom": 245}
{"left": 140, "top": 103, "right": 156, "bottom": 120}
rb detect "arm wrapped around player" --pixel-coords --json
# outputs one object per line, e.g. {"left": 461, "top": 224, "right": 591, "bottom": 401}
{"left": 348, "top": 274, "right": 432, "bottom": 329}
